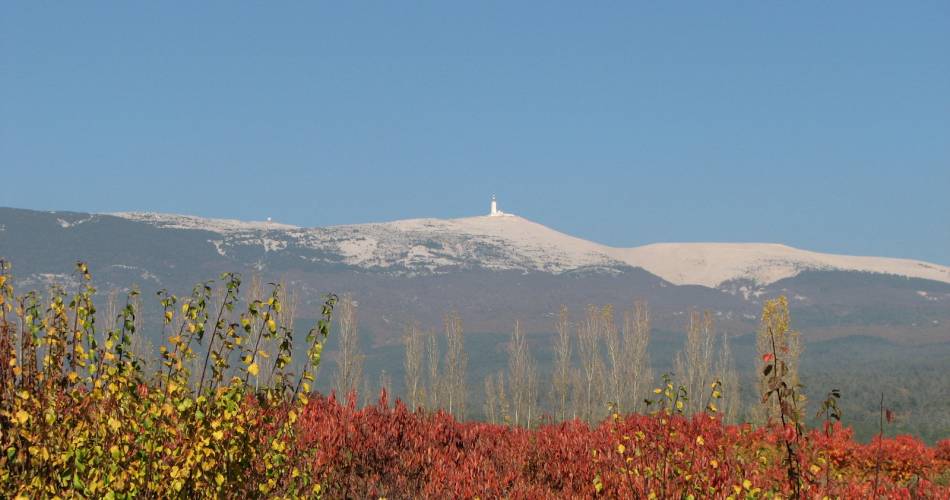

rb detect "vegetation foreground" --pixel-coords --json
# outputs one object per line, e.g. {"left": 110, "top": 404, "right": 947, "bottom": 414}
{"left": 1, "top": 262, "right": 948, "bottom": 498}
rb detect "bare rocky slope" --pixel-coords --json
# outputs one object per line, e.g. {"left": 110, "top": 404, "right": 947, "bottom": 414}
{"left": 1, "top": 206, "right": 948, "bottom": 344}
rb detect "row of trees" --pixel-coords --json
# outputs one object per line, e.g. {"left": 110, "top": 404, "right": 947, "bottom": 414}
{"left": 330, "top": 295, "right": 801, "bottom": 428}
{"left": 15, "top": 263, "right": 804, "bottom": 430}
{"left": 481, "top": 302, "right": 743, "bottom": 426}
{"left": 402, "top": 311, "right": 468, "bottom": 418}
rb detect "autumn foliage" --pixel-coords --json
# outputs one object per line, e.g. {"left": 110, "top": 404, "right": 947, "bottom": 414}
{"left": 1, "top": 261, "right": 948, "bottom": 498}
{"left": 280, "top": 392, "right": 948, "bottom": 498}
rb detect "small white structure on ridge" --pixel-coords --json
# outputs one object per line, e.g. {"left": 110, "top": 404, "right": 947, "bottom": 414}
{"left": 489, "top": 195, "right": 513, "bottom": 217}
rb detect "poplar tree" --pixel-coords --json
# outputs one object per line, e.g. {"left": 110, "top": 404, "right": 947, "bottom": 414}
{"left": 333, "top": 294, "right": 363, "bottom": 402}
{"left": 403, "top": 321, "right": 424, "bottom": 410}
{"left": 443, "top": 310, "right": 467, "bottom": 418}
{"left": 622, "top": 300, "right": 653, "bottom": 414}
{"left": 551, "top": 306, "right": 572, "bottom": 422}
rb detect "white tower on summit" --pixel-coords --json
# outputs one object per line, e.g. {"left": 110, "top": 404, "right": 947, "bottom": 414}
{"left": 488, "top": 195, "right": 512, "bottom": 217}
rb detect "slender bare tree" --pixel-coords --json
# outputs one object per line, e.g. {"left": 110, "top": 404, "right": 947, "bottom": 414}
{"left": 674, "top": 309, "right": 716, "bottom": 415}
{"left": 577, "top": 305, "right": 606, "bottom": 423}
{"left": 425, "top": 328, "right": 440, "bottom": 410}
{"left": 443, "top": 311, "right": 467, "bottom": 418}
{"left": 483, "top": 373, "right": 499, "bottom": 424}
{"left": 716, "top": 331, "right": 741, "bottom": 423}
{"left": 622, "top": 300, "right": 653, "bottom": 414}
{"left": 403, "top": 321, "right": 424, "bottom": 410}
{"left": 495, "top": 371, "right": 511, "bottom": 425}
{"left": 603, "top": 305, "right": 625, "bottom": 414}
{"left": 333, "top": 294, "right": 363, "bottom": 401}
{"left": 551, "top": 305, "right": 572, "bottom": 421}
{"left": 505, "top": 320, "right": 539, "bottom": 427}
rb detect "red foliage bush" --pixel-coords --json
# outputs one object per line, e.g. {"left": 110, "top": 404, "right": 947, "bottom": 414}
{"left": 282, "top": 392, "right": 950, "bottom": 498}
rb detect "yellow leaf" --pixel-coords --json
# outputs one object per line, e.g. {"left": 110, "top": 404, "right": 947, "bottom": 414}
{"left": 248, "top": 363, "right": 259, "bottom": 377}
{"left": 743, "top": 479, "right": 752, "bottom": 490}
{"left": 267, "top": 319, "right": 277, "bottom": 333}
{"left": 164, "top": 310, "right": 174, "bottom": 323}
{"left": 616, "top": 444, "right": 626, "bottom": 454}
{"left": 695, "top": 435, "right": 705, "bottom": 446}
{"left": 15, "top": 410, "right": 29, "bottom": 424}
{"left": 213, "top": 430, "right": 224, "bottom": 440}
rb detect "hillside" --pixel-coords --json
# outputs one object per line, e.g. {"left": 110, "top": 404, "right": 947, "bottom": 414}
{"left": 108, "top": 210, "right": 950, "bottom": 287}
{"left": 1, "top": 206, "right": 949, "bottom": 346}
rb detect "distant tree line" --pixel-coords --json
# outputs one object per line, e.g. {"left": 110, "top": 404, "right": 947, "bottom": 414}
{"left": 329, "top": 297, "right": 759, "bottom": 428}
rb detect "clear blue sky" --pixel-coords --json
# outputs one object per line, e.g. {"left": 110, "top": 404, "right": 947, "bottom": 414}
{"left": 2, "top": 3, "right": 948, "bottom": 264}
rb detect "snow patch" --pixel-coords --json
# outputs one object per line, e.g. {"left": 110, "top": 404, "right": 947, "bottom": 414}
{"left": 57, "top": 215, "right": 97, "bottom": 228}
{"left": 110, "top": 212, "right": 298, "bottom": 233}
{"left": 210, "top": 240, "right": 227, "bottom": 257}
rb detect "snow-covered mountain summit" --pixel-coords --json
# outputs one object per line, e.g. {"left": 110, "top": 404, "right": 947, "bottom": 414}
{"left": 110, "top": 211, "right": 950, "bottom": 288}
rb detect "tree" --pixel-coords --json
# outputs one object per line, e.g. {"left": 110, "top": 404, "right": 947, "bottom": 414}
{"left": 578, "top": 305, "right": 606, "bottom": 423}
{"left": 604, "top": 305, "right": 624, "bottom": 414}
{"left": 483, "top": 372, "right": 499, "bottom": 424}
{"left": 621, "top": 300, "right": 653, "bottom": 414}
{"left": 716, "top": 330, "right": 741, "bottom": 423}
{"left": 506, "top": 321, "right": 538, "bottom": 427}
{"left": 403, "top": 321, "right": 424, "bottom": 410}
{"left": 753, "top": 295, "right": 803, "bottom": 426}
{"left": 443, "top": 310, "right": 467, "bottom": 418}
{"left": 333, "top": 294, "right": 363, "bottom": 401}
{"left": 674, "top": 309, "right": 715, "bottom": 415}
{"left": 551, "top": 306, "right": 572, "bottom": 422}
{"left": 425, "top": 328, "right": 440, "bottom": 410}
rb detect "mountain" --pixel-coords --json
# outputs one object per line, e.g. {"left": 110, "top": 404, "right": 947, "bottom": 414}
{"left": 1, "top": 206, "right": 949, "bottom": 345}
{"left": 109, "top": 211, "right": 950, "bottom": 287}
